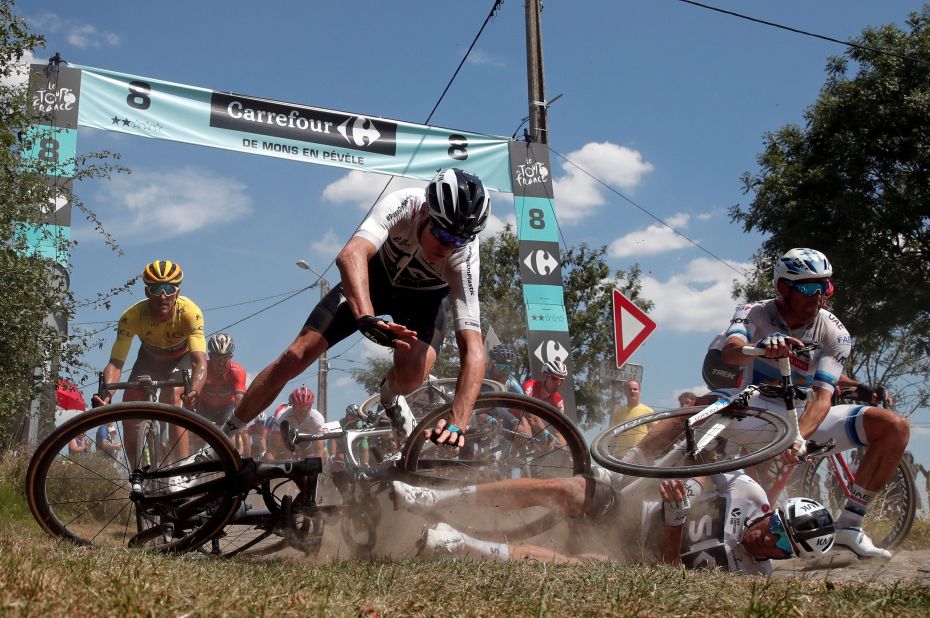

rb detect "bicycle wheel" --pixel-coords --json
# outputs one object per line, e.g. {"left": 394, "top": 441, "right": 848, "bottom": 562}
{"left": 801, "top": 453, "right": 916, "bottom": 549}
{"left": 358, "top": 378, "right": 504, "bottom": 422}
{"left": 591, "top": 405, "right": 793, "bottom": 479}
{"left": 26, "top": 402, "right": 242, "bottom": 553}
{"left": 399, "top": 393, "right": 590, "bottom": 541}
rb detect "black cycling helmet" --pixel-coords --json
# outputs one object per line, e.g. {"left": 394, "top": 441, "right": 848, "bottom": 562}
{"left": 425, "top": 168, "right": 490, "bottom": 240}
{"left": 489, "top": 344, "right": 516, "bottom": 365}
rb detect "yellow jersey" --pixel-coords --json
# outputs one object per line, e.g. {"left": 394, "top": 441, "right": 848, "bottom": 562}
{"left": 110, "top": 296, "right": 206, "bottom": 362}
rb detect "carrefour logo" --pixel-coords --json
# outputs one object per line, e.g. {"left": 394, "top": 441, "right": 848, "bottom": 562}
{"left": 533, "top": 339, "right": 568, "bottom": 367}
{"left": 210, "top": 92, "right": 397, "bottom": 155}
{"left": 523, "top": 249, "right": 559, "bottom": 276}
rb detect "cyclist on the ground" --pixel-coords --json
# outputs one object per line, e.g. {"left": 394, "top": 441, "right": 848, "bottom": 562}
{"left": 198, "top": 333, "right": 247, "bottom": 428}
{"left": 713, "top": 248, "right": 909, "bottom": 559}
{"left": 398, "top": 471, "right": 834, "bottom": 574}
{"left": 225, "top": 168, "right": 491, "bottom": 451}
{"left": 264, "top": 387, "right": 326, "bottom": 461}
{"left": 91, "top": 260, "right": 207, "bottom": 462}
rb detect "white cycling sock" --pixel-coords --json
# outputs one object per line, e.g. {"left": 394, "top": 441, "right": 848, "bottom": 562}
{"left": 431, "top": 485, "right": 477, "bottom": 507}
{"left": 459, "top": 532, "right": 510, "bottom": 561}
{"left": 222, "top": 414, "right": 245, "bottom": 438}
{"left": 380, "top": 377, "right": 399, "bottom": 407}
{"left": 836, "top": 483, "right": 874, "bottom": 529}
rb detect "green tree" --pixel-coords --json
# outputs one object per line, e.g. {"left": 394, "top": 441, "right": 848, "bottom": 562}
{"left": 350, "top": 225, "right": 652, "bottom": 428}
{"left": 733, "top": 7, "right": 930, "bottom": 414}
{"left": 1, "top": 1, "right": 128, "bottom": 445}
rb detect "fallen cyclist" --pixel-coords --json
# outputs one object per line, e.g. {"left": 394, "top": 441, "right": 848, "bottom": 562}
{"left": 393, "top": 469, "right": 835, "bottom": 575}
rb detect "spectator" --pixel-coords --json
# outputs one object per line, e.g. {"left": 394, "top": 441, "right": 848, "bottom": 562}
{"left": 96, "top": 422, "right": 122, "bottom": 461}
{"left": 610, "top": 380, "right": 653, "bottom": 426}
{"left": 677, "top": 391, "right": 697, "bottom": 408}
{"left": 69, "top": 433, "right": 93, "bottom": 455}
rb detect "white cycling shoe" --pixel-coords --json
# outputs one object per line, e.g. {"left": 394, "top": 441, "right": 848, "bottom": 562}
{"left": 384, "top": 395, "right": 416, "bottom": 446}
{"left": 392, "top": 480, "right": 439, "bottom": 513}
{"left": 416, "top": 522, "right": 467, "bottom": 558}
{"left": 834, "top": 527, "right": 891, "bottom": 559}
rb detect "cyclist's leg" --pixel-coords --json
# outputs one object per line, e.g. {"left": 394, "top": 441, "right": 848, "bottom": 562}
{"left": 381, "top": 290, "right": 448, "bottom": 398}
{"left": 418, "top": 523, "right": 582, "bottom": 563}
{"left": 234, "top": 285, "right": 354, "bottom": 425}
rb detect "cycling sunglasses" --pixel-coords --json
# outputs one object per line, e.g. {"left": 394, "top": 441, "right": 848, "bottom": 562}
{"left": 766, "top": 511, "right": 795, "bottom": 558}
{"left": 146, "top": 283, "right": 179, "bottom": 297}
{"left": 494, "top": 363, "right": 513, "bottom": 373}
{"left": 786, "top": 279, "right": 834, "bottom": 298}
{"left": 429, "top": 224, "right": 471, "bottom": 249}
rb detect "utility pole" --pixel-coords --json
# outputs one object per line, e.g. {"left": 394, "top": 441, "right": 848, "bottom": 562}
{"left": 525, "top": 0, "right": 548, "bottom": 144}
{"left": 296, "top": 260, "right": 329, "bottom": 418}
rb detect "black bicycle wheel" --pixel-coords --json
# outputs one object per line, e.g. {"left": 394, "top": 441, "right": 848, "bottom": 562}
{"left": 26, "top": 402, "right": 242, "bottom": 553}
{"left": 801, "top": 453, "right": 916, "bottom": 549}
{"left": 358, "top": 378, "right": 504, "bottom": 422}
{"left": 399, "top": 392, "right": 590, "bottom": 541}
{"left": 591, "top": 405, "right": 793, "bottom": 479}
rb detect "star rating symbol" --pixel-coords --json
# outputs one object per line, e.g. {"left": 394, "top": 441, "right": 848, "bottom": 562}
{"left": 111, "top": 115, "right": 132, "bottom": 126}
{"left": 111, "top": 115, "right": 120, "bottom": 124}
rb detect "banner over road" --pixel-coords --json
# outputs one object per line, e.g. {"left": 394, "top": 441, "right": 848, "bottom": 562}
{"left": 73, "top": 65, "right": 513, "bottom": 192}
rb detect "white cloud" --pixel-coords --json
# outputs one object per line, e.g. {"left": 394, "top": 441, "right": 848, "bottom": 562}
{"left": 309, "top": 229, "right": 344, "bottom": 263}
{"left": 87, "top": 167, "right": 252, "bottom": 243}
{"left": 609, "top": 212, "right": 693, "bottom": 258}
{"left": 552, "top": 141, "right": 654, "bottom": 224}
{"left": 1, "top": 49, "right": 40, "bottom": 88}
{"left": 322, "top": 170, "right": 424, "bottom": 210}
{"left": 28, "top": 13, "right": 120, "bottom": 48}
{"left": 640, "top": 257, "right": 750, "bottom": 333}
{"left": 467, "top": 50, "right": 505, "bottom": 68}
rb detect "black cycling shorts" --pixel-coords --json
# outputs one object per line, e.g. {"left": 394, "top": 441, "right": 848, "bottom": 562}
{"left": 128, "top": 347, "right": 192, "bottom": 382}
{"left": 303, "top": 257, "right": 450, "bottom": 352}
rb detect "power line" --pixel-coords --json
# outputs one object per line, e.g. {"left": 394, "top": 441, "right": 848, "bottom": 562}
{"left": 546, "top": 145, "right": 747, "bottom": 279}
{"left": 676, "top": 0, "right": 930, "bottom": 67}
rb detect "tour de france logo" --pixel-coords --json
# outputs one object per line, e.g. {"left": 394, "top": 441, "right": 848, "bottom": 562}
{"left": 515, "top": 157, "right": 549, "bottom": 187}
{"left": 32, "top": 84, "right": 76, "bottom": 114}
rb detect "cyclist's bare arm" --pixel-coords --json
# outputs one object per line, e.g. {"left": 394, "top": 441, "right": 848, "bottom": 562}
{"left": 429, "top": 328, "right": 485, "bottom": 446}
{"left": 182, "top": 350, "right": 208, "bottom": 408}
{"left": 336, "top": 236, "right": 417, "bottom": 348}
{"left": 93, "top": 358, "right": 125, "bottom": 405}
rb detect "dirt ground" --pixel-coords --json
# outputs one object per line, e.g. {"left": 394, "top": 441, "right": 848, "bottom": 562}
{"left": 772, "top": 548, "right": 930, "bottom": 585}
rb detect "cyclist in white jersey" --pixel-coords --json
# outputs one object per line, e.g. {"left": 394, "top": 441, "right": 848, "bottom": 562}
{"left": 712, "top": 248, "right": 909, "bottom": 559}
{"left": 395, "top": 470, "right": 835, "bottom": 574}
{"left": 227, "top": 169, "right": 490, "bottom": 451}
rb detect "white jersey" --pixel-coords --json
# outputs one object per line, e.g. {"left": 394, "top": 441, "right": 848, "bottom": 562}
{"left": 355, "top": 188, "right": 481, "bottom": 332}
{"left": 724, "top": 299, "right": 850, "bottom": 394}
{"left": 642, "top": 472, "right": 772, "bottom": 575}
{"left": 269, "top": 406, "right": 326, "bottom": 435}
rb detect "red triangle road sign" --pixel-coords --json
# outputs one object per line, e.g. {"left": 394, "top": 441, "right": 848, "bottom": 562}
{"left": 612, "top": 289, "right": 657, "bottom": 369}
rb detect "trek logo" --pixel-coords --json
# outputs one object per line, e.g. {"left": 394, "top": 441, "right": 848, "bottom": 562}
{"left": 523, "top": 249, "right": 559, "bottom": 276}
{"left": 210, "top": 92, "right": 397, "bottom": 155}
{"left": 514, "top": 157, "right": 550, "bottom": 187}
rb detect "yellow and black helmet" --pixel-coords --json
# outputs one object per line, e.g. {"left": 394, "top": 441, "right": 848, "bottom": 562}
{"left": 142, "top": 260, "right": 184, "bottom": 286}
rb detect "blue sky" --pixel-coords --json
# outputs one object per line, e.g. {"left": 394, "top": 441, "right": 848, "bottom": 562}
{"left": 9, "top": 1, "right": 928, "bottom": 458}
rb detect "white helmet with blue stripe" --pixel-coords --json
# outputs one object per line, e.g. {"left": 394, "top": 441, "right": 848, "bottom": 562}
{"left": 773, "top": 248, "right": 833, "bottom": 286}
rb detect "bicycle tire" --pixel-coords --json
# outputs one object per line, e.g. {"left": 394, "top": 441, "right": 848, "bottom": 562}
{"left": 26, "top": 402, "right": 242, "bottom": 553}
{"left": 591, "top": 405, "right": 793, "bottom": 479}
{"left": 357, "top": 378, "right": 504, "bottom": 423}
{"left": 399, "top": 392, "right": 590, "bottom": 541}
{"left": 801, "top": 454, "right": 916, "bottom": 549}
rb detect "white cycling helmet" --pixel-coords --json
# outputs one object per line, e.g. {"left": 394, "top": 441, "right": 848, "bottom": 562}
{"left": 207, "top": 332, "right": 235, "bottom": 355}
{"left": 542, "top": 358, "right": 568, "bottom": 379}
{"left": 778, "top": 497, "right": 835, "bottom": 558}
{"left": 773, "top": 248, "right": 833, "bottom": 286}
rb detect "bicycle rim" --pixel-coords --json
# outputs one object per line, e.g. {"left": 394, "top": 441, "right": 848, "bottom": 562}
{"left": 591, "top": 405, "right": 793, "bottom": 479}
{"left": 400, "top": 392, "right": 590, "bottom": 541}
{"left": 358, "top": 378, "right": 504, "bottom": 422}
{"left": 802, "top": 455, "right": 916, "bottom": 549}
{"left": 26, "top": 402, "right": 242, "bottom": 553}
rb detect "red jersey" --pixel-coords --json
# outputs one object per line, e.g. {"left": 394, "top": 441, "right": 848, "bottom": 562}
{"left": 201, "top": 360, "right": 247, "bottom": 407}
{"left": 521, "top": 379, "right": 565, "bottom": 413}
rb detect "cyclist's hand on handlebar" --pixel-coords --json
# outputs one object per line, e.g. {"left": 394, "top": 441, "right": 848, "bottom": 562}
{"left": 357, "top": 315, "right": 417, "bottom": 351}
{"left": 425, "top": 418, "right": 465, "bottom": 449}
{"left": 181, "top": 389, "right": 199, "bottom": 410}
{"left": 91, "top": 393, "right": 111, "bottom": 408}
{"left": 754, "top": 333, "right": 805, "bottom": 359}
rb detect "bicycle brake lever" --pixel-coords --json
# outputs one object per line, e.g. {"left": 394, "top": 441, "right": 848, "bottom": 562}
{"left": 280, "top": 420, "right": 298, "bottom": 453}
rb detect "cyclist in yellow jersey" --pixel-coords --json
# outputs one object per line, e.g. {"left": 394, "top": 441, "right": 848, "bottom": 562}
{"left": 92, "top": 260, "right": 207, "bottom": 462}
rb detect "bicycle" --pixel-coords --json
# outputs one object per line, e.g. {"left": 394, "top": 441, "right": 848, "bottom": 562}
{"left": 357, "top": 377, "right": 504, "bottom": 422}
{"left": 27, "top": 383, "right": 589, "bottom": 555}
